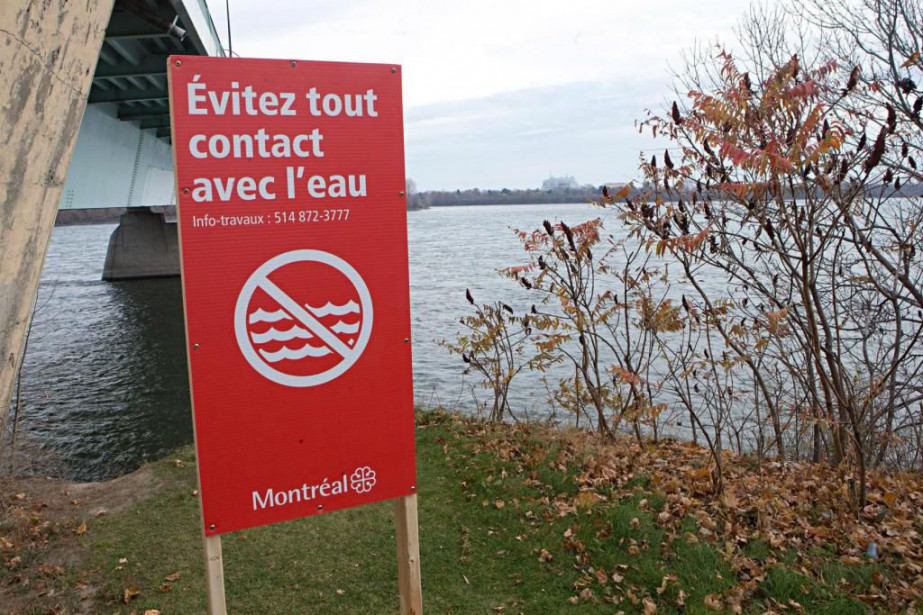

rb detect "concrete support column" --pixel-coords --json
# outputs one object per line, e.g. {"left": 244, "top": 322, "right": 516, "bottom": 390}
{"left": 0, "top": 1, "right": 115, "bottom": 421}
{"left": 103, "top": 208, "right": 180, "bottom": 280}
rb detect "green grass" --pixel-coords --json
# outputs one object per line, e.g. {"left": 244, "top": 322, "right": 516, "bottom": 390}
{"left": 2, "top": 411, "right": 897, "bottom": 613}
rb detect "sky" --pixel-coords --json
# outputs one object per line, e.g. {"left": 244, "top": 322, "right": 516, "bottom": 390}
{"left": 204, "top": 0, "right": 751, "bottom": 190}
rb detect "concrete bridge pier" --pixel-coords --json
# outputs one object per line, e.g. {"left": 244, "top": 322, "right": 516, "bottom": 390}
{"left": 103, "top": 208, "right": 180, "bottom": 280}
{"left": 0, "top": 0, "right": 115, "bottom": 423}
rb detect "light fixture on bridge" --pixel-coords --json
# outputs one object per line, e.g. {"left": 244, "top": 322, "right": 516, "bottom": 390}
{"left": 119, "top": 0, "right": 187, "bottom": 44}
{"left": 166, "top": 16, "right": 187, "bottom": 43}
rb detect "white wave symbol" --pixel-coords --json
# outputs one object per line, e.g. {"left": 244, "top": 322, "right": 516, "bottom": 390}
{"left": 250, "top": 326, "right": 313, "bottom": 344}
{"left": 306, "top": 300, "right": 360, "bottom": 317}
{"left": 329, "top": 320, "right": 360, "bottom": 335}
{"left": 249, "top": 308, "right": 291, "bottom": 324}
{"left": 259, "top": 343, "right": 332, "bottom": 362}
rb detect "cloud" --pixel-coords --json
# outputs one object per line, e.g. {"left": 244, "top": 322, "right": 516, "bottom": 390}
{"left": 405, "top": 79, "right": 671, "bottom": 190}
{"left": 206, "top": 0, "right": 748, "bottom": 189}
{"left": 214, "top": 0, "right": 741, "bottom": 106}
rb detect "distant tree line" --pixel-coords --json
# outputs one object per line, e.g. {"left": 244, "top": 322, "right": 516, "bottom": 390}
{"left": 409, "top": 182, "right": 923, "bottom": 210}
{"left": 413, "top": 186, "right": 602, "bottom": 208}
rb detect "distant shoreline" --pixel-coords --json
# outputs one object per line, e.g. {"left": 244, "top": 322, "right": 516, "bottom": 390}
{"left": 55, "top": 207, "right": 127, "bottom": 226}
{"left": 54, "top": 206, "right": 175, "bottom": 226}
{"left": 422, "top": 200, "right": 596, "bottom": 208}
{"left": 409, "top": 187, "right": 600, "bottom": 209}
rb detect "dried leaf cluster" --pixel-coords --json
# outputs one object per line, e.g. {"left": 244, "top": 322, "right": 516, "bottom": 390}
{"left": 429, "top": 411, "right": 923, "bottom": 611}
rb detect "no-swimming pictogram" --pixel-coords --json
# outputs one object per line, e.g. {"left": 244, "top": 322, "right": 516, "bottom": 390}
{"left": 234, "top": 250, "right": 373, "bottom": 387}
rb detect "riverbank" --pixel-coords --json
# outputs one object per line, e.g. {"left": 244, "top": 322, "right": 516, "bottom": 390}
{"left": 2, "top": 411, "right": 920, "bottom": 613}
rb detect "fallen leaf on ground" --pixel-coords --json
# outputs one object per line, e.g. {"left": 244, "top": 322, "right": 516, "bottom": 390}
{"left": 657, "top": 575, "right": 676, "bottom": 594}
{"left": 37, "top": 564, "right": 63, "bottom": 577}
{"left": 703, "top": 594, "right": 723, "bottom": 611}
{"left": 123, "top": 587, "right": 141, "bottom": 603}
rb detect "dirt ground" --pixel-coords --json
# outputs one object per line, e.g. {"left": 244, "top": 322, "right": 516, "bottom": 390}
{"left": 0, "top": 466, "right": 164, "bottom": 614}
{"left": 3, "top": 466, "right": 162, "bottom": 522}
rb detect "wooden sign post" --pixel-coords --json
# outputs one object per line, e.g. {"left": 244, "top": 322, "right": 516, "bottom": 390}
{"left": 198, "top": 498, "right": 422, "bottom": 614}
{"left": 395, "top": 495, "right": 423, "bottom": 614}
{"left": 168, "top": 55, "right": 421, "bottom": 612}
{"left": 203, "top": 535, "right": 227, "bottom": 613}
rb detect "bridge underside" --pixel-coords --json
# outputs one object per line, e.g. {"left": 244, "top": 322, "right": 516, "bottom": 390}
{"left": 68, "top": 0, "right": 224, "bottom": 279}
{"left": 91, "top": 0, "right": 221, "bottom": 143}
{"left": 62, "top": 0, "right": 222, "bottom": 212}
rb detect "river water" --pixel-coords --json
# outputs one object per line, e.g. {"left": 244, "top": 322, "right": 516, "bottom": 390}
{"left": 9, "top": 203, "right": 603, "bottom": 480}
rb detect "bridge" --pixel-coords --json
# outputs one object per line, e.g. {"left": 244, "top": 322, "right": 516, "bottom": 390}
{"left": 75, "top": 0, "right": 224, "bottom": 280}
{"left": 1, "top": 0, "right": 224, "bottom": 428}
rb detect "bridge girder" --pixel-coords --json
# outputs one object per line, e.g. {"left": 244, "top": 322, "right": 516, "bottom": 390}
{"left": 89, "top": 0, "right": 225, "bottom": 143}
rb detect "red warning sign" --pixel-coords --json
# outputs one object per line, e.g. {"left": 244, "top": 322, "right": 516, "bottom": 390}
{"left": 168, "top": 56, "right": 415, "bottom": 535}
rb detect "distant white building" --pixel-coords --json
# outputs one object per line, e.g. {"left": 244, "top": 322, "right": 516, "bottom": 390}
{"left": 541, "top": 175, "right": 579, "bottom": 191}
